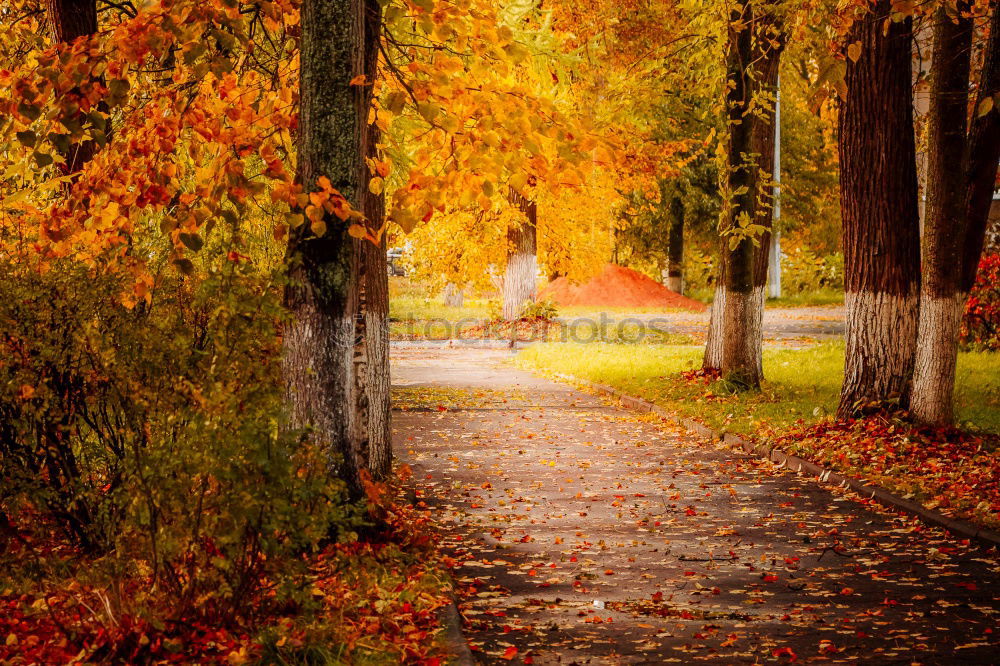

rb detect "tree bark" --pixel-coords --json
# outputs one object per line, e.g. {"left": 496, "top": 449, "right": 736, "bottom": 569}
{"left": 45, "top": 0, "right": 96, "bottom": 45}
{"left": 443, "top": 283, "right": 465, "bottom": 307}
{"left": 350, "top": 0, "right": 391, "bottom": 481}
{"left": 502, "top": 189, "right": 538, "bottom": 321}
{"left": 285, "top": 0, "right": 372, "bottom": 498}
{"left": 912, "top": 1, "right": 1000, "bottom": 423}
{"left": 666, "top": 195, "right": 684, "bottom": 293}
{"left": 911, "top": 3, "right": 973, "bottom": 424}
{"left": 961, "top": 0, "right": 1000, "bottom": 294}
{"left": 837, "top": 0, "right": 921, "bottom": 419}
{"left": 46, "top": 0, "right": 100, "bottom": 175}
{"left": 360, "top": 232, "right": 391, "bottom": 480}
{"left": 703, "top": 284, "right": 726, "bottom": 371}
{"left": 711, "top": 0, "right": 783, "bottom": 388}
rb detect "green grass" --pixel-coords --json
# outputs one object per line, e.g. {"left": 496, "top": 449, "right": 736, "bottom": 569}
{"left": 389, "top": 295, "right": 491, "bottom": 322}
{"left": 516, "top": 341, "right": 1000, "bottom": 434}
{"left": 766, "top": 289, "right": 845, "bottom": 308}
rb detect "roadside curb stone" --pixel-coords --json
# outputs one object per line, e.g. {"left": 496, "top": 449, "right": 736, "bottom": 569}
{"left": 556, "top": 373, "right": 1000, "bottom": 549}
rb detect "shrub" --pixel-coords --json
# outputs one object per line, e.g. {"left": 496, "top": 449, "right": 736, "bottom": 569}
{"left": 487, "top": 297, "right": 558, "bottom": 321}
{"left": 0, "top": 258, "right": 357, "bottom": 626}
{"left": 780, "top": 246, "right": 843, "bottom": 293}
{"left": 521, "top": 298, "right": 559, "bottom": 320}
{"left": 962, "top": 253, "right": 1000, "bottom": 351}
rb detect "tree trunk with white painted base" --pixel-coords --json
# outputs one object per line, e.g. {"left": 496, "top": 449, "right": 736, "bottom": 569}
{"left": 356, "top": 0, "right": 391, "bottom": 480}
{"left": 502, "top": 190, "right": 537, "bottom": 321}
{"left": 911, "top": 4, "right": 972, "bottom": 425}
{"left": 703, "top": 285, "right": 726, "bottom": 371}
{"left": 709, "top": 0, "right": 783, "bottom": 388}
{"left": 837, "top": 0, "right": 921, "bottom": 419}
{"left": 285, "top": 0, "right": 372, "bottom": 498}
{"left": 912, "top": 0, "right": 1000, "bottom": 424}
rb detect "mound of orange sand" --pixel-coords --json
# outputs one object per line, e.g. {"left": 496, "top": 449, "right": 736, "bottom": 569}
{"left": 538, "top": 263, "right": 707, "bottom": 312}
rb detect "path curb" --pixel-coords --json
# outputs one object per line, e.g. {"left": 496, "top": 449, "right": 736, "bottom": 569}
{"left": 557, "top": 375, "right": 1000, "bottom": 549}
{"left": 440, "top": 600, "right": 475, "bottom": 666}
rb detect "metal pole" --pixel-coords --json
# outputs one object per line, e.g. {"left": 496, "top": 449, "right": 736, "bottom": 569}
{"left": 768, "top": 75, "right": 782, "bottom": 299}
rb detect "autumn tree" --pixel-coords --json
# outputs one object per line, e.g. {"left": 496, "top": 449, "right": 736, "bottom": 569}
{"left": 285, "top": 0, "right": 378, "bottom": 498}
{"left": 836, "top": 0, "right": 922, "bottom": 418}
{"left": 703, "top": 0, "right": 784, "bottom": 389}
{"left": 912, "top": 0, "right": 1000, "bottom": 424}
{"left": 502, "top": 186, "right": 538, "bottom": 320}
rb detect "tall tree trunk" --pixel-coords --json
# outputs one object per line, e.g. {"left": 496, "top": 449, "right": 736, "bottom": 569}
{"left": 502, "top": 189, "right": 538, "bottom": 321}
{"left": 837, "top": 0, "right": 921, "bottom": 419}
{"left": 285, "top": 0, "right": 372, "bottom": 498}
{"left": 349, "top": 0, "right": 389, "bottom": 481}
{"left": 961, "top": 0, "right": 1000, "bottom": 294}
{"left": 911, "top": 3, "right": 973, "bottom": 424}
{"left": 41, "top": 0, "right": 102, "bottom": 550}
{"left": 913, "top": 0, "right": 1000, "bottom": 423}
{"left": 359, "top": 0, "right": 391, "bottom": 480}
{"left": 46, "top": 0, "right": 100, "bottom": 175}
{"left": 666, "top": 195, "right": 684, "bottom": 293}
{"left": 709, "top": 0, "right": 783, "bottom": 388}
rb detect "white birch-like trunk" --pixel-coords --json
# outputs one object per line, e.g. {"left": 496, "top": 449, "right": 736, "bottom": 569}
{"left": 720, "top": 286, "right": 764, "bottom": 386}
{"left": 703, "top": 285, "right": 727, "bottom": 370}
{"left": 502, "top": 221, "right": 537, "bottom": 321}
{"left": 911, "top": 293, "right": 966, "bottom": 424}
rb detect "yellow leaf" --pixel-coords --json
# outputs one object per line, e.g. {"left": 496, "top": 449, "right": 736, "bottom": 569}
{"left": 349, "top": 74, "right": 367, "bottom": 86}
{"left": 847, "top": 42, "right": 862, "bottom": 63}
{"left": 310, "top": 219, "right": 327, "bottom": 237}
{"left": 6, "top": 634, "right": 17, "bottom": 646}
{"left": 368, "top": 177, "right": 384, "bottom": 195}
{"left": 978, "top": 96, "right": 994, "bottom": 117}
{"left": 305, "top": 205, "right": 324, "bottom": 223}
{"left": 348, "top": 223, "right": 368, "bottom": 239}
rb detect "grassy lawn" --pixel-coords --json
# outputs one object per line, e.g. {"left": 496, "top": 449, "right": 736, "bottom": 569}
{"left": 517, "top": 341, "right": 1000, "bottom": 529}
{"left": 517, "top": 341, "right": 1000, "bottom": 434}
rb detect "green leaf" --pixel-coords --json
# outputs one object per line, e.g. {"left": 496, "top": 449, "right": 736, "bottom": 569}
{"left": 17, "top": 102, "right": 41, "bottom": 122}
{"left": 173, "top": 257, "right": 195, "bottom": 275}
{"left": 15, "top": 130, "right": 36, "bottom": 147}
{"left": 179, "top": 233, "right": 204, "bottom": 252}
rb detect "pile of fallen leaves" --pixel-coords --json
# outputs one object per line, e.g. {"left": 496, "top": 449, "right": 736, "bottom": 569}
{"left": 769, "top": 416, "right": 1000, "bottom": 529}
{"left": 0, "top": 469, "right": 454, "bottom": 665}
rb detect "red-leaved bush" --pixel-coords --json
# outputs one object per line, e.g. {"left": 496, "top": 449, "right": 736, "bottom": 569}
{"left": 962, "top": 253, "right": 1000, "bottom": 350}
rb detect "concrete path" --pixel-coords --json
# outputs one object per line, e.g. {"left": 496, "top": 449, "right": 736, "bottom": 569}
{"left": 559, "top": 306, "right": 845, "bottom": 343}
{"left": 392, "top": 348, "right": 1000, "bottom": 665}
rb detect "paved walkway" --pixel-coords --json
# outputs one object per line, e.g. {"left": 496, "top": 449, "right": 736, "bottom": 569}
{"left": 392, "top": 348, "right": 999, "bottom": 665}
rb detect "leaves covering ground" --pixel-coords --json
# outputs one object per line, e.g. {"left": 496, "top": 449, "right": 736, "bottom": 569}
{"left": 0, "top": 472, "right": 455, "bottom": 665}
{"left": 517, "top": 341, "right": 1000, "bottom": 530}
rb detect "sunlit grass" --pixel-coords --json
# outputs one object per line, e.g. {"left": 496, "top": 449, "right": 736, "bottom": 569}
{"left": 517, "top": 341, "right": 1000, "bottom": 434}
